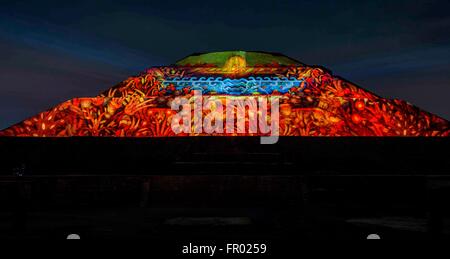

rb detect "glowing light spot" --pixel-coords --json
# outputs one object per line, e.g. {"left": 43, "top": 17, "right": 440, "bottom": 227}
{"left": 352, "top": 114, "right": 363, "bottom": 124}
{"left": 355, "top": 101, "right": 365, "bottom": 111}
{"left": 223, "top": 56, "right": 247, "bottom": 74}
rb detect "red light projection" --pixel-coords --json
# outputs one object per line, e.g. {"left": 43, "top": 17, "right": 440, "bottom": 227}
{"left": 1, "top": 52, "right": 449, "bottom": 137}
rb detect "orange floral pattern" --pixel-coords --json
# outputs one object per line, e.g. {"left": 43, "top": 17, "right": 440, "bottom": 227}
{"left": 1, "top": 65, "right": 449, "bottom": 137}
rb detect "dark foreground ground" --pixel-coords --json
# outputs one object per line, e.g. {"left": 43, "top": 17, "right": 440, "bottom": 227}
{"left": 0, "top": 137, "right": 449, "bottom": 246}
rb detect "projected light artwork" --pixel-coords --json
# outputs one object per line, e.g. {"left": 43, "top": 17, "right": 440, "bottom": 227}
{"left": 0, "top": 51, "right": 449, "bottom": 137}
{"left": 162, "top": 77, "right": 304, "bottom": 95}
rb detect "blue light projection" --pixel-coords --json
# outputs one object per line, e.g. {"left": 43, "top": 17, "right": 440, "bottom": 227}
{"left": 163, "top": 77, "right": 304, "bottom": 95}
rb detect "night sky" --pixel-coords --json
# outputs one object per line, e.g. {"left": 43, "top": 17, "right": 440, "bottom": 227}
{"left": 1, "top": 0, "right": 449, "bottom": 129}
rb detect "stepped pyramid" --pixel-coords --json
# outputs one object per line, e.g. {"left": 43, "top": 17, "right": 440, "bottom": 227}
{"left": 1, "top": 51, "right": 449, "bottom": 137}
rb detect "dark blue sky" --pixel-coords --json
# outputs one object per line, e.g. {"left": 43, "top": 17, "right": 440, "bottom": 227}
{"left": 1, "top": 0, "right": 449, "bottom": 129}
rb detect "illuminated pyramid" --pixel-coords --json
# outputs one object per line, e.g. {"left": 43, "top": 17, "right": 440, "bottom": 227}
{"left": 1, "top": 51, "right": 449, "bottom": 137}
